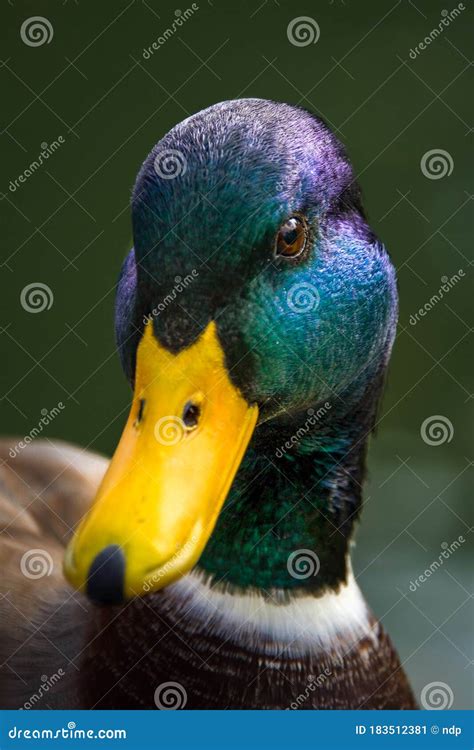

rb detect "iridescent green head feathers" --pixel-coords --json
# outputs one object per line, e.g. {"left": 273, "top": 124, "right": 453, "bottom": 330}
{"left": 113, "top": 99, "right": 398, "bottom": 592}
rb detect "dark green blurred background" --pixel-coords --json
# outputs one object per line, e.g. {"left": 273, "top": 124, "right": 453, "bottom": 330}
{"left": 1, "top": 0, "right": 472, "bottom": 707}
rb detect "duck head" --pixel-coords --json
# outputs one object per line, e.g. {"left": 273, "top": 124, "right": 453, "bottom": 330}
{"left": 64, "top": 99, "right": 397, "bottom": 604}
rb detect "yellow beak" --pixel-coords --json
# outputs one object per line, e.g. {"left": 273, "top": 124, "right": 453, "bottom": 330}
{"left": 64, "top": 320, "right": 258, "bottom": 602}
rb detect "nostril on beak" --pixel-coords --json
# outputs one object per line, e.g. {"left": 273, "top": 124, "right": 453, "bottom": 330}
{"left": 182, "top": 400, "right": 201, "bottom": 430}
{"left": 87, "top": 545, "right": 125, "bottom": 605}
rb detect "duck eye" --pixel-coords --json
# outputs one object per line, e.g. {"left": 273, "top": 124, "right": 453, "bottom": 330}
{"left": 275, "top": 216, "right": 307, "bottom": 258}
{"left": 182, "top": 401, "right": 200, "bottom": 430}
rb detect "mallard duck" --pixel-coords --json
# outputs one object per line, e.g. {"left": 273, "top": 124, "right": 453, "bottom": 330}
{"left": 0, "top": 99, "right": 416, "bottom": 710}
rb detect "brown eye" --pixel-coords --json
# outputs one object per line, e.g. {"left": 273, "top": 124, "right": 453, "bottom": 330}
{"left": 275, "top": 216, "right": 307, "bottom": 258}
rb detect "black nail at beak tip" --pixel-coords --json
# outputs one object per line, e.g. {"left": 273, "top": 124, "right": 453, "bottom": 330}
{"left": 87, "top": 544, "right": 125, "bottom": 605}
